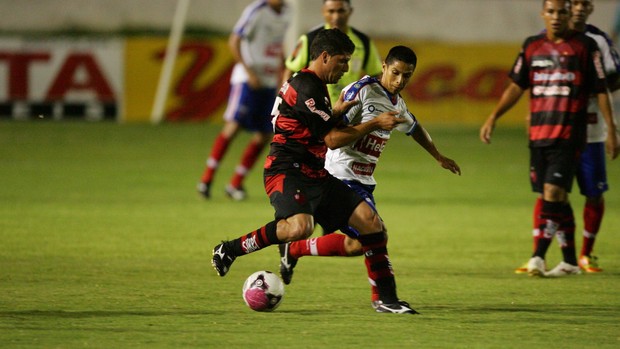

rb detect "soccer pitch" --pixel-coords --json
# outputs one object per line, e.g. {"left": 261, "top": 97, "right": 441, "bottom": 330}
{"left": 1, "top": 121, "right": 618, "bottom": 348}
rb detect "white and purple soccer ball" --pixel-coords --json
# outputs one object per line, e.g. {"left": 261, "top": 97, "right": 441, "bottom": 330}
{"left": 242, "top": 270, "right": 285, "bottom": 312}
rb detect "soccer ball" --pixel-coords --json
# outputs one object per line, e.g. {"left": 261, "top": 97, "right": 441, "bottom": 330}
{"left": 242, "top": 270, "right": 285, "bottom": 312}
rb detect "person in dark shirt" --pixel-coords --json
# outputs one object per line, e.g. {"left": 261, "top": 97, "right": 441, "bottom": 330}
{"left": 212, "top": 28, "right": 417, "bottom": 314}
{"left": 480, "top": 0, "right": 618, "bottom": 277}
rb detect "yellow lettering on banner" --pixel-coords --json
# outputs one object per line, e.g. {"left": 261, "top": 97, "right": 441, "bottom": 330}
{"left": 122, "top": 37, "right": 528, "bottom": 125}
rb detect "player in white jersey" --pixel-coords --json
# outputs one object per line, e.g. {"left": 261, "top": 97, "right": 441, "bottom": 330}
{"left": 197, "top": 0, "right": 290, "bottom": 200}
{"left": 278, "top": 46, "right": 461, "bottom": 308}
{"left": 515, "top": 0, "right": 620, "bottom": 274}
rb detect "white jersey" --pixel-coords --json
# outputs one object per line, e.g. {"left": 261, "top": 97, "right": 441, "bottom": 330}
{"left": 325, "top": 76, "right": 418, "bottom": 185}
{"left": 585, "top": 24, "right": 620, "bottom": 142}
{"left": 230, "top": 0, "right": 290, "bottom": 88}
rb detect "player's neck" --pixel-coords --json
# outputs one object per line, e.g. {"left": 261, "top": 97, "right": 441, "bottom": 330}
{"left": 571, "top": 22, "right": 587, "bottom": 33}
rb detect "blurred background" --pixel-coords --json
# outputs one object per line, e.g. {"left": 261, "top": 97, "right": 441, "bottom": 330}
{"left": 1, "top": 0, "right": 619, "bottom": 125}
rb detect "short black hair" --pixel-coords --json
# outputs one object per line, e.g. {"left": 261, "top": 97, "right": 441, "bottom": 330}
{"left": 385, "top": 45, "right": 417, "bottom": 67}
{"left": 323, "top": 0, "right": 351, "bottom": 4}
{"left": 309, "top": 28, "right": 355, "bottom": 61}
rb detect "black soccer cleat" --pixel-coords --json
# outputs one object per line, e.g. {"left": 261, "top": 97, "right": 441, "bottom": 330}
{"left": 375, "top": 300, "right": 419, "bottom": 314}
{"left": 212, "top": 242, "right": 236, "bottom": 277}
{"left": 279, "top": 242, "right": 298, "bottom": 285}
{"left": 197, "top": 182, "right": 211, "bottom": 199}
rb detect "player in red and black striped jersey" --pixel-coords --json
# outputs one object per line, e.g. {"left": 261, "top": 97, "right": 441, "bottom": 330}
{"left": 212, "top": 29, "right": 416, "bottom": 314}
{"left": 480, "top": 0, "right": 618, "bottom": 277}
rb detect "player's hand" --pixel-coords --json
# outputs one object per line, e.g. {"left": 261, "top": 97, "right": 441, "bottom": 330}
{"left": 479, "top": 116, "right": 496, "bottom": 144}
{"left": 607, "top": 132, "right": 620, "bottom": 160}
{"left": 333, "top": 91, "right": 358, "bottom": 118}
{"left": 374, "top": 110, "right": 406, "bottom": 131}
{"left": 437, "top": 155, "right": 461, "bottom": 175}
{"left": 247, "top": 70, "right": 262, "bottom": 90}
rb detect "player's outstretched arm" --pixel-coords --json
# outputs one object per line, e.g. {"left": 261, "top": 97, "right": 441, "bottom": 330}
{"left": 480, "top": 82, "right": 524, "bottom": 144}
{"left": 411, "top": 125, "right": 461, "bottom": 175}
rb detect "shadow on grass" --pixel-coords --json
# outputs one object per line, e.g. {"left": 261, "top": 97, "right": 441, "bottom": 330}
{"left": 0, "top": 309, "right": 217, "bottom": 319}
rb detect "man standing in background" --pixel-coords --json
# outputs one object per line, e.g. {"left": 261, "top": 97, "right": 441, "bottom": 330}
{"left": 197, "top": 0, "right": 290, "bottom": 201}
{"left": 283, "top": 0, "right": 382, "bottom": 105}
{"left": 480, "top": 0, "right": 617, "bottom": 277}
{"left": 514, "top": 0, "right": 620, "bottom": 274}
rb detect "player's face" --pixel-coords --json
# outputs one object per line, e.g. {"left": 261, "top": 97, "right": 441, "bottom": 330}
{"left": 324, "top": 53, "right": 351, "bottom": 84}
{"left": 570, "top": 0, "right": 593, "bottom": 27}
{"left": 541, "top": 0, "right": 571, "bottom": 38}
{"left": 322, "top": 0, "right": 352, "bottom": 31}
{"left": 381, "top": 60, "right": 415, "bottom": 95}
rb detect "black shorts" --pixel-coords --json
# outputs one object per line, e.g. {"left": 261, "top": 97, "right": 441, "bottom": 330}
{"left": 264, "top": 171, "right": 364, "bottom": 233}
{"left": 529, "top": 145, "right": 579, "bottom": 193}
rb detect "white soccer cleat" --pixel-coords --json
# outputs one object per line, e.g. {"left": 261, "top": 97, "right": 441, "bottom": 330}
{"left": 545, "top": 261, "right": 582, "bottom": 277}
{"left": 225, "top": 184, "right": 247, "bottom": 201}
{"left": 527, "top": 256, "right": 546, "bottom": 277}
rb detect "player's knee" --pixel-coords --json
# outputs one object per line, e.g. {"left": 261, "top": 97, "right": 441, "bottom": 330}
{"left": 277, "top": 217, "right": 314, "bottom": 242}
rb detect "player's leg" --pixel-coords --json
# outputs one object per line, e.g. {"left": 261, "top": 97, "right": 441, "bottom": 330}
{"left": 198, "top": 83, "right": 248, "bottom": 198}
{"left": 212, "top": 172, "right": 316, "bottom": 277}
{"left": 540, "top": 147, "right": 581, "bottom": 277}
{"left": 576, "top": 142, "right": 607, "bottom": 272}
{"left": 515, "top": 196, "right": 543, "bottom": 274}
{"left": 227, "top": 88, "right": 276, "bottom": 200}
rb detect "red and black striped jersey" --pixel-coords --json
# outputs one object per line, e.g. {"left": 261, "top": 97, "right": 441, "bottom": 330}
{"left": 264, "top": 69, "right": 342, "bottom": 178}
{"left": 510, "top": 31, "right": 607, "bottom": 148}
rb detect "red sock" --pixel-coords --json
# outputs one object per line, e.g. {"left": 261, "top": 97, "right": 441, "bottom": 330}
{"left": 288, "top": 234, "right": 348, "bottom": 258}
{"left": 200, "top": 133, "right": 230, "bottom": 183}
{"left": 532, "top": 197, "right": 543, "bottom": 252}
{"left": 581, "top": 199, "right": 604, "bottom": 256}
{"left": 230, "top": 140, "right": 265, "bottom": 188}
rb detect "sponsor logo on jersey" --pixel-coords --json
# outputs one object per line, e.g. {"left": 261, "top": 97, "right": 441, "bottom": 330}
{"left": 532, "top": 85, "right": 571, "bottom": 96}
{"left": 533, "top": 72, "right": 575, "bottom": 82}
{"left": 351, "top": 161, "right": 376, "bottom": 176}
{"left": 353, "top": 133, "right": 387, "bottom": 157}
{"left": 532, "top": 59, "right": 555, "bottom": 68}
{"left": 305, "top": 98, "right": 330, "bottom": 121}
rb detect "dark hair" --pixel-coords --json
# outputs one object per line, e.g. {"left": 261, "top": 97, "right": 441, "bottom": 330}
{"left": 385, "top": 45, "right": 417, "bottom": 67}
{"left": 309, "top": 28, "right": 355, "bottom": 60}
{"left": 541, "top": 0, "right": 571, "bottom": 8}
{"left": 323, "top": 0, "right": 351, "bottom": 4}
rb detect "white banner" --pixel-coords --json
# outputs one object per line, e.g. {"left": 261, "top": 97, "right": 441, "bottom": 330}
{"left": 0, "top": 38, "right": 124, "bottom": 121}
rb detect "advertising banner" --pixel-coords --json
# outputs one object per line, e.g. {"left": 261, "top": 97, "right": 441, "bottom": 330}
{"left": 0, "top": 38, "right": 123, "bottom": 121}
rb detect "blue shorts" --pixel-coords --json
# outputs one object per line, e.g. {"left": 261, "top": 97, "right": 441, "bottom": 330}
{"left": 223, "top": 83, "right": 277, "bottom": 133}
{"left": 339, "top": 180, "right": 378, "bottom": 238}
{"left": 576, "top": 142, "right": 608, "bottom": 197}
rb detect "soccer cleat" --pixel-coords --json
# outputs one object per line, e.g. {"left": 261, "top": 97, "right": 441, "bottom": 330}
{"left": 197, "top": 182, "right": 211, "bottom": 199}
{"left": 225, "top": 184, "right": 247, "bottom": 201}
{"left": 514, "top": 261, "right": 529, "bottom": 274}
{"left": 578, "top": 255, "right": 602, "bottom": 273}
{"left": 211, "top": 242, "right": 236, "bottom": 277}
{"left": 526, "top": 256, "right": 546, "bottom": 277}
{"left": 545, "top": 261, "right": 582, "bottom": 277}
{"left": 375, "top": 300, "right": 419, "bottom": 314}
{"left": 279, "top": 243, "right": 298, "bottom": 285}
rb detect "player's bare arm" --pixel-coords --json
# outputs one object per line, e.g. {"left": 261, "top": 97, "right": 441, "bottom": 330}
{"left": 480, "top": 82, "right": 525, "bottom": 144}
{"left": 323, "top": 111, "right": 404, "bottom": 149}
{"left": 412, "top": 125, "right": 461, "bottom": 175}
{"left": 229, "top": 33, "right": 261, "bottom": 89}
{"left": 596, "top": 91, "right": 619, "bottom": 159}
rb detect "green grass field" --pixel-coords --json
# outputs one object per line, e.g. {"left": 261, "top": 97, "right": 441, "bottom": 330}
{"left": 1, "top": 121, "right": 619, "bottom": 348}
